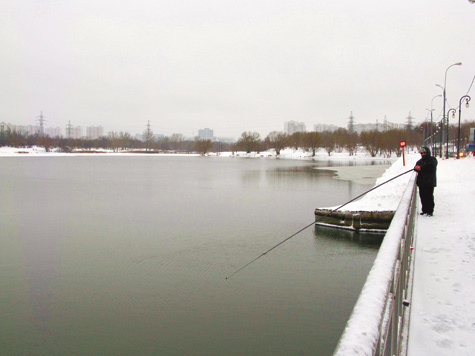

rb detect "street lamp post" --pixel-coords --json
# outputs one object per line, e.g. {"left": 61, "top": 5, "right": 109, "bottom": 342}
{"left": 447, "top": 108, "right": 456, "bottom": 156}
{"left": 436, "top": 119, "right": 445, "bottom": 158}
{"left": 439, "top": 62, "right": 462, "bottom": 159}
{"left": 427, "top": 94, "right": 442, "bottom": 154}
{"left": 421, "top": 121, "right": 426, "bottom": 146}
{"left": 435, "top": 84, "right": 445, "bottom": 158}
{"left": 457, "top": 95, "right": 471, "bottom": 159}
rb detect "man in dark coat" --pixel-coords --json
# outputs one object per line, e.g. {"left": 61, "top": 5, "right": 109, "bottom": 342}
{"left": 414, "top": 146, "right": 438, "bottom": 216}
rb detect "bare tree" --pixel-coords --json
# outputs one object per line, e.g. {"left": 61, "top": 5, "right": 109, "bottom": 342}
{"left": 37, "top": 134, "right": 53, "bottom": 152}
{"left": 302, "top": 131, "right": 320, "bottom": 156}
{"left": 108, "top": 131, "right": 121, "bottom": 152}
{"left": 265, "top": 131, "right": 289, "bottom": 155}
{"left": 380, "top": 129, "right": 403, "bottom": 157}
{"left": 360, "top": 130, "right": 381, "bottom": 157}
{"left": 237, "top": 131, "right": 261, "bottom": 153}
{"left": 289, "top": 132, "right": 304, "bottom": 150}
{"left": 170, "top": 133, "right": 185, "bottom": 151}
{"left": 195, "top": 139, "right": 213, "bottom": 154}
{"left": 320, "top": 131, "right": 336, "bottom": 156}
{"left": 119, "top": 131, "right": 132, "bottom": 151}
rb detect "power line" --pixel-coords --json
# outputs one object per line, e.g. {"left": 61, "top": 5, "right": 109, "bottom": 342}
{"left": 466, "top": 75, "right": 475, "bottom": 95}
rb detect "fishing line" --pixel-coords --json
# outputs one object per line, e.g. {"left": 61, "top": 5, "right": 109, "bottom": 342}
{"left": 225, "top": 167, "right": 415, "bottom": 280}
{"left": 225, "top": 220, "right": 316, "bottom": 280}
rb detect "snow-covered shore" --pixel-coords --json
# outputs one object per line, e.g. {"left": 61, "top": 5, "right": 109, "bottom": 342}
{"left": 0, "top": 145, "right": 401, "bottom": 160}
{"left": 0, "top": 146, "right": 202, "bottom": 157}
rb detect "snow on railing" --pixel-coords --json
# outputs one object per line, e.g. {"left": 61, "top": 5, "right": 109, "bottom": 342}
{"left": 333, "top": 172, "right": 417, "bottom": 356}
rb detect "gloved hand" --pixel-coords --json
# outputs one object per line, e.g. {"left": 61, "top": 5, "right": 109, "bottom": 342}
{"left": 414, "top": 166, "right": 421, "bottom": 171}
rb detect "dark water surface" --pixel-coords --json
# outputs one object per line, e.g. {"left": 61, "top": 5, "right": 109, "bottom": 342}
{"left": 0, "top": 156, "right": 387, "bottom": 355}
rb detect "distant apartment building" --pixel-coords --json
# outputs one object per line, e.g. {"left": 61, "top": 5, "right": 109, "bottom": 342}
{"left": 66, "top": 125, "right": 82, "bottom": 139}
{"left": 353, "top": 123, "right": 380, "bottom": 134}
{"left": 215, "top": 136, "right": 235, "bottom": 143}
{"left": 313, "top": 119, "right": 407, "bottom": 134}
{"left": 0, "top": 122, "right": 61, "bottom": 137}
{"left": 314, "top": 123, "right": 340, "bottom": 132}
{"left": 284, "top": 121, "right": 306, "bottom": 135}
{"left": 73, "top": 126, "right": 82, "bottom": 139}
{"left": 353, "top": 119, "right": 406, "bottom": 133}
{"left": 86, "top": 126, "right": 104, "bottom": 139}
{"left": 198, "top": 128, "right": 214, "bottom": 140}
{"left": 0, "top": 123, "right": 39, "bottom": 135}
{"left": 45, "top": 127, "right": 62, "bottom": 137}
{"left": 383, "top": 122, "right": 406, "bottom": 131}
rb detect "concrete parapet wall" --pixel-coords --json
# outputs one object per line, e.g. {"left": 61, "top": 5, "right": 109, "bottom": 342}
{"left": 332, "top": 173, "right": 418, "bottom": 356}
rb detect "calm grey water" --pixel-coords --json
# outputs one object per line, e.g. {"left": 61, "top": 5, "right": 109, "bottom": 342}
{"left": 1, "top": 156, "right": 387, "bottom": 355}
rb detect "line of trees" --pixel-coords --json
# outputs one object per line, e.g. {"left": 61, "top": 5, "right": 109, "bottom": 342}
{"left": 236, "top": 128, "right": 414, "bottom": 157}
{"left": 0, "top": 129, "right": 232, "bottom": 154}
{"left": 1, "top": 121, "right": 474, "bottom": 156}
{"left": 235, "top": 120, "right": 475, "bottom": 156}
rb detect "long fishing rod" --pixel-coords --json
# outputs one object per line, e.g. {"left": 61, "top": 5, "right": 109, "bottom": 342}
{"left": 225, "top": 167, "right": 415, "bottom": 280}
{"left": 331, "top": 168, "right": 415, "bottom": 212}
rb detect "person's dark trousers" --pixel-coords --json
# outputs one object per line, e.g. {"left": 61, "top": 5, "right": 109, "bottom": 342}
{"left": 419, "top": 185, "right": 435, "bottom": 215}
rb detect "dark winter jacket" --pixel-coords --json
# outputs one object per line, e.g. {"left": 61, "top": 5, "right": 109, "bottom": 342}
{"left": 415, "top": 146, "right": 438, "bottom": 187}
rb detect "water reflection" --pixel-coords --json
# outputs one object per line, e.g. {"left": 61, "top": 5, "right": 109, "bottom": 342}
{"left": 265, "top": 166, "right": 331, "bottom": 185}
{"left": 314, "top": 225, "right": 384, "bottom": 247}
{"left": 320, "top": 159, "right": 391, "bottom": 167}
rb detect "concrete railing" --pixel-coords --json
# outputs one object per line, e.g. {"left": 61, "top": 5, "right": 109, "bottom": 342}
{"left": 333, "top": 172, "right": 418, "bottom": 356}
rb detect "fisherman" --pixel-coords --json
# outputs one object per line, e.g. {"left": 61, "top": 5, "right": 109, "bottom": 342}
{"left": 414, "top": 146, "right": 438, "bottom": 216}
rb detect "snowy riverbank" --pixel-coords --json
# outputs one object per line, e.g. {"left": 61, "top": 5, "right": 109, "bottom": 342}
{"left": 0, "top": 145, "right": 405, "bottom": 160}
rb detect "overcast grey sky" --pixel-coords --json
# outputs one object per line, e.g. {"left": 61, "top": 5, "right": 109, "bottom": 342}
{"left": 1, "top": 0, "right": 474, "bottom": 139}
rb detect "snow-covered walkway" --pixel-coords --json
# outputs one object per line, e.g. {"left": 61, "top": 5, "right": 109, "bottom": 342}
{"left": 408, "top": 157, "right": 475, "bottom": 356}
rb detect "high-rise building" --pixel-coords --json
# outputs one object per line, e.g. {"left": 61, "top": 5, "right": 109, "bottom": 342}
{"left": 198, "top": 128, "right": 214, "bottom": 140}
{"left": 20, "top": 125, "right": 39, "bottom": 135}
{"left": 314, "top": 124, "right": 339, "bottom": 132}
{"left": 284, "top": 121, "right": 306, "bottom": 135}
{"left": 72, "top": 126, "right": 82, "bottom": 139}
{"left": 66, "top": 123, "right": 82, "bottom": 139}
{"left": 0, "top": 123, "right": 37, "bottom": 135}
{"left": 86, "top": 126, "right": 104, "bottom": 139}
{"left": 45, "top": 127, "right": 62, "bottom": 137}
